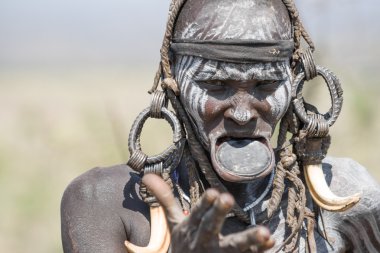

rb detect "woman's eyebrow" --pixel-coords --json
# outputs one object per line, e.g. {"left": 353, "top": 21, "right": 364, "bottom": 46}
{"left": 184, "top": 57, "right": 290, "bottom": 81}
{"left": 191, "top": 66, "right": 219, "bottom": 80}
{"left": 192, "top": 66, "right": 287, "bottom": 81}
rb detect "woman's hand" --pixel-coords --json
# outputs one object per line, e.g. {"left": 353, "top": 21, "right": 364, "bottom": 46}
{"left": 143, "top": 174, "right": 275, "bottom": 253}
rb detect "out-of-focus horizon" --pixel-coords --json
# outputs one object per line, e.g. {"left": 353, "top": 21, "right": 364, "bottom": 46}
{"left": 0, "top": 1, "right": 379, "bottom": 252}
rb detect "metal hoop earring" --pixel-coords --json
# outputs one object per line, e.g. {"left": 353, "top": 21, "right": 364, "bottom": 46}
{"left": 127, "top": 90, "right": 186, "bottom": 176}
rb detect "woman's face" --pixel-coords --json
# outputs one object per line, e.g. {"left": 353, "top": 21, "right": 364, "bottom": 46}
{"left": 175, "top": 57, "right": 292, "bottom": 182}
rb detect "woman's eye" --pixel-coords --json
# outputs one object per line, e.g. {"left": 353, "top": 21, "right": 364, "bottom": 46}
{"left": 205, "top": 80, "right": 224, "bottom": 86}
{"left": 256, "top": 80, "right": 281, "bottom": 92}
{"left": 198, "top": 80, "right": 225, "bottom": 90}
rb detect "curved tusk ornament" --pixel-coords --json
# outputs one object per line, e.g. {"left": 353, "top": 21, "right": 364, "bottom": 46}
{"left": 292, "top": 65, "right": 361, "bottom": 212}
{"left": 125, "top": 206, "right": 171, "bottom": 253}
{"left": 304, "top": 164, "right": 361, "bottom": 212}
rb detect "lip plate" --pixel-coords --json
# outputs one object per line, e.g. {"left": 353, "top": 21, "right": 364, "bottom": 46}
{"left": 210, "top": 136, "right": 274, "bottom": 182}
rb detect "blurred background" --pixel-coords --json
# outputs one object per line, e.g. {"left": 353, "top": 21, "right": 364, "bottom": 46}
{"left": 0, "top": 0, "right": 379, "bottom": 252}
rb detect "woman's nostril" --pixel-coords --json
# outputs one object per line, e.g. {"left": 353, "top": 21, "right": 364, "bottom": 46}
{"left": 225, "top": 108, "right": 254, "bottom": 125}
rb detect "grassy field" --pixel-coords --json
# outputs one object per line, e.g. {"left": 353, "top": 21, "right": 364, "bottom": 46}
{"left": 0, "top": 65, "right": 379, "bottom": 253}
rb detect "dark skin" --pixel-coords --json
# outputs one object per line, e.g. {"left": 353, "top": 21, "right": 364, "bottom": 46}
{"left": 61, "top": 164, "right": 275, "bottom": 253}
{"left": 142, "top": 174, "right": 275, "bottom": 253}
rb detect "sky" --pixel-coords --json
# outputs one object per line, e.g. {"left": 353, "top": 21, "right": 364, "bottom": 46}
{"left": 0, "top": 0, "right": 379, "bottom": 70}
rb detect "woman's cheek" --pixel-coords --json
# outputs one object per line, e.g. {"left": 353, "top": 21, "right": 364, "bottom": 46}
{"left": 180, "top": 83, "right": 210, "bottom": 146}
{"left": 203, "top": 96, "right": 227, "bottom": 122}
{"left": 265, "top": 81, "right": 291, "bottom": 122}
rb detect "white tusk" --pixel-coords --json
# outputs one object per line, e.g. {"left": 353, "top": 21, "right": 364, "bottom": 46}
{"left": 304, "top": 164, "right": 361, "bottom": 212}
{"left": 125, "top": 206, "right": 171, "bottom": 253}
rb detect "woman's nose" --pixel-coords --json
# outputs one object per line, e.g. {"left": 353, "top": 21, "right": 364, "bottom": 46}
{"left": 224, "top": 93, "right": 257, "bottom": 125}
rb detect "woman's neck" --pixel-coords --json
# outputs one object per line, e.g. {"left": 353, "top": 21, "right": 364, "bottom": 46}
{"left": 221, "top": 175, "right": 271, "bottom": 210}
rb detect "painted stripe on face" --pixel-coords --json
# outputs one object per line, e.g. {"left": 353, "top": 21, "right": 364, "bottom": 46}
{"left": 266, "top": 77, "right": 291, "bottom": 121}
{"left": 175, "top": 56, "right": 210, "bottom": 147}
{"left": 174, "top": 55, "right": 292, "bottom": 148}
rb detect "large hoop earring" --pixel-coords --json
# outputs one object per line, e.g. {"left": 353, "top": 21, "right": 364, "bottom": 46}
{"left": 127, "top": 90, "right": 185, "bottom": 176}
{"left": 290, "top": 48, "right": 360, "bottom": 212}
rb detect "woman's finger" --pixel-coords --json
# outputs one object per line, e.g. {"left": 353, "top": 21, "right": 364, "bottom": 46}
{"left": 187, "top": 188, "right": 220, "bottom": 226}
{"left": 142, "top": 174, "right": 185, "bottom": 226}
{"left": 220, "top": 226, "right": 274, "bottom": 252}
{"left": 194, "top": 193, "right": 234, "bottom": 245}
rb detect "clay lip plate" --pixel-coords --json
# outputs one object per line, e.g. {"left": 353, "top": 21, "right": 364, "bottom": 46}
{"left": 211, "top": 136, "right": 274, "bottom": 179}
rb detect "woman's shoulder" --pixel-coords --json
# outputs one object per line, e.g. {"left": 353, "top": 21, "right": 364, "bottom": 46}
{"left": 62, "top": 164, "right": 140, "bottom": 205}
{"left": 60, "top": 164, "right": 151, "bottom": 252}
{"left": 321, "top": 157, "right": 380, "bottom": 251}
{"left": 322, "top": 156, "right": 379, "bottom": 196}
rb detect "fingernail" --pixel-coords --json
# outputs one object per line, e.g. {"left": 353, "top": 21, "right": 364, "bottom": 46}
{"left": 219, "top": 193, "right": 234, "bottom": 208}
{"left": 261, "top": 238, "right": 275, "bottom": 250}
{"left": 257, "top": 227, "right": 270, "bottom": 240}
{"left": 205, "top": 189, "right": 219, "bottom": 202}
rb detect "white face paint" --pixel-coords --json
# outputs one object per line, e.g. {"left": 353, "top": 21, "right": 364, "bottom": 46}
{"left": 174, "top": 55, "right": 292, "bottom": 150}
{"left": 174, "top": 56, "right": 209, "bottom": 147}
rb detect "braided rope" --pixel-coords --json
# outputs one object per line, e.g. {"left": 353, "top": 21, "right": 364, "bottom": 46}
{"left": 284, "top": 160, "right": 303, "bottom": 253}
{"left": 270, "top": 107, "right": 319, "bottom": 253}
{"left": 272, "top": 157, "right": 306, "bottom": 253}
{"left": 149, "top": 63, "right": 162, "bottom": 94}
{"left": 149, "top": 0, "right": 187, "bottom": 93}
{"left": 267, "top": 160, "right": 286, "bottom": 219}
{"left": 281, "top": 0, "right": 315, "bottom": 67}
{"left": 160, "top": 0, "right": 187, "bottom": 78}
{"left": 184, "top": 145, "right": 203, "bottom": 206}
{"left": 305, "top": 207, "right": 317, "bottom": 253}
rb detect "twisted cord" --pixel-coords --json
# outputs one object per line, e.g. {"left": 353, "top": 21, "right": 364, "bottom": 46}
{"left": 280, "top": 161, "right": 306, "bottom": 253}
{"left": 269, "top": 100, "right": 321, "bottom": 253}
{"left": 184, "top": 145, "right": 203, "bottom": 207}
{"left": 149, "top": 64, "right": 162, "bottom": 94}
{"left": 277, "top": 112, "right": 290, "bottom": 149}
{"left": 300, "top": 22, "right": 315, "bottom": 52}
{"left": 305, "top": 207, "right": 317, "bottom": 253}
{"left": 284, "top": 163, "right": 302, "bottom": 252}
{"left": 267, "top": 107, "right": 297, "bottom": 219}
{"left": 268, "top": 145, "right": 311, "bottom": 253}
{"left": 267, "top": 160, "right": 286, "bottom": 219}
{"left": 286, "top": 182, "right": 298, "bottom": 227}
{"left": 281, "top": 0, "right": 315, "bottom": 66}
{"left": 148, "top": 0, "right": 187, "bottom": 93}
{"left": 161, "top": 0, "right": 186, "bottom": 79}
